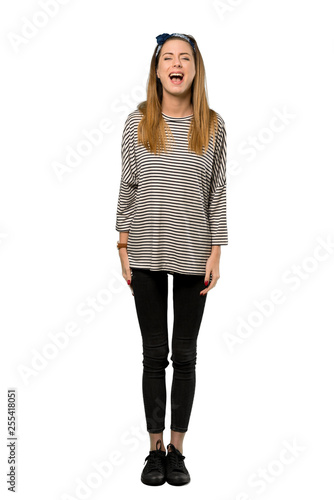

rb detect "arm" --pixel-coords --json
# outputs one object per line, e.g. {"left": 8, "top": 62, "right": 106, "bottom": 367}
{"left": 208, "top": 117, "right": 228, "bottom": 247}
{"left": 119, "top": 231, "right": 129, "bottom": 245}
{"left": 201, "top": 117, "right": 227, "bottom": 295}
{"left": 115, "top": 115, "right": 138, "bottom": 232}
{"left": 115, "top": 115, "right": 138, "bottom": 293}
{"left": 118, "top": 231, "right": 129, "bottom": 258}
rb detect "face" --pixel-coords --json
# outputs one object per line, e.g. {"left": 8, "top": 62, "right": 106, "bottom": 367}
{"left": 156, "top": 39, "right": 196, "bottom": 97}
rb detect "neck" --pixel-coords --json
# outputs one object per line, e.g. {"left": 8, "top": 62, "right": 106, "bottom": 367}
{"left": 161, "top": 91, "right": 193, "bottom": 117}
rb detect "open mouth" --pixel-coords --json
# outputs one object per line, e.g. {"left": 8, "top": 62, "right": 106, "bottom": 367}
{"left": 169, "top": 73, "right": 184, "bottom": 84}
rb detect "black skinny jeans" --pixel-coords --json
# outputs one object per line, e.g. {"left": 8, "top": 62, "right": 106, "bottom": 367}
{"left": 131, "top": 267, "right": 208, "bottom": 433}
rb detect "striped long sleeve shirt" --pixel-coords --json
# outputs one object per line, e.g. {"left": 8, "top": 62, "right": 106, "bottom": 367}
{"left": 115, "top": 109, "right": 228, "bottom": 276}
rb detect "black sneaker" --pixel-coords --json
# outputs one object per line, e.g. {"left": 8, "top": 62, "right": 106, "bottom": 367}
{"left": 165, "top": 443, "right": 191, "bottom": 486}
{"left": 141, "top": 439, "right": 166, "bottom": 486}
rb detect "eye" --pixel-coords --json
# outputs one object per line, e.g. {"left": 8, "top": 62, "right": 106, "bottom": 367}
{"left": 163, "top": 57, "right": 190, "bottom": 60}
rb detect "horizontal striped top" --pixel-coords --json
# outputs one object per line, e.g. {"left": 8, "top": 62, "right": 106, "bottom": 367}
{"left": 115, "top": 108, "right": 228, "bottom": 275}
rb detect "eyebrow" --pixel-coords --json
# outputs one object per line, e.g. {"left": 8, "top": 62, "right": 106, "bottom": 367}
{"left": 162, "top": 52, "right": 191, "bottom": 56}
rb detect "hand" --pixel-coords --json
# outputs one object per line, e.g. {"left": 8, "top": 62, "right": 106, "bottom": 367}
{"left": 200, "top": 251, "right": 221, "bottom": 295}
{"left": 118, "top": 248, "right": 134, "bottom": 296}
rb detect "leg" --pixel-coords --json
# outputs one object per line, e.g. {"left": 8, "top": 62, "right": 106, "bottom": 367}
{"left": 149, "top": 431, "right": 166, "bottom": 452}
{"left": 169, "top": 430, "right": 185, "bottom": 454}
{"left": 170, "top": 272, "right": 207, "bottom": 447}
{"left": 131, "top": 268, "right": 169, "bottom": 443}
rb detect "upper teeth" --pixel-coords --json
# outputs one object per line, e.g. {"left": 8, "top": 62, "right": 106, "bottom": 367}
{"left": 170, "top": 73, "right": 183, "bottom": 77}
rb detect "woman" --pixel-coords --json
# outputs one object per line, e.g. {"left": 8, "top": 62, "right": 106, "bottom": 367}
{"left": 115, "top": 32, "right": 228, "bottom": 486}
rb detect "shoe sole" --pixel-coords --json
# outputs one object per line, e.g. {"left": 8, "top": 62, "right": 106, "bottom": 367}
{"left": 166, "top": 477, "right": 191, "bottom": 486}
{"left": 141, "top": 476, "right": 166, "bottom": 486}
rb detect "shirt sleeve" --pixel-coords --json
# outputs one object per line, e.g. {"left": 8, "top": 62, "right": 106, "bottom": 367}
{"left": 115, "top": 115, "right": 139, "bottom": 232}
{"left": 208, "top": 117, "right": 228, "bottom": 245}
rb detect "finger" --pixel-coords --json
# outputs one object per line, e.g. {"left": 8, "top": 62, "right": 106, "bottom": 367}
{"left": 127, "top": 271, "right": 134, "bottom": 295}
{"left": 200, "top": 283, "right": 211, "bottom": 295}
{"left": 200, "top": 278, "right": 217, "bottom": 295}
{"left": 200, "top": 279, "right": 208, "bottom": 295}
{"left": 200, "top": 273, "right": 210, "bottom": 294}
{"left": 127, "top": 270, "right": 132, "bottom": 286}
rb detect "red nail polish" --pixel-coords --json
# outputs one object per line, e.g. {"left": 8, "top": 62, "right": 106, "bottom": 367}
{"left": 205, "top": 281, "right": 208, "bottom": 286}
{"left": 127, "top": 280, "right": 131, "bottom": 285}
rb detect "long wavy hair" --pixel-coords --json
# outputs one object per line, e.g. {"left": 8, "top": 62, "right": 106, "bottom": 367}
{"left": 137, "top": 34, "right": 219, "bottom": 155}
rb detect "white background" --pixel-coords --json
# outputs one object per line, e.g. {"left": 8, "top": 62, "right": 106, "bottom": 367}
{"left": 1, "top": 0, "right": 333, "bottom": 498}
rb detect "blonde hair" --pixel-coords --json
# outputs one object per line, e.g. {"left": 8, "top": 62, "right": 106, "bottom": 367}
{"left": 137, "top": 34, "right": 219, "bottom": 155}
